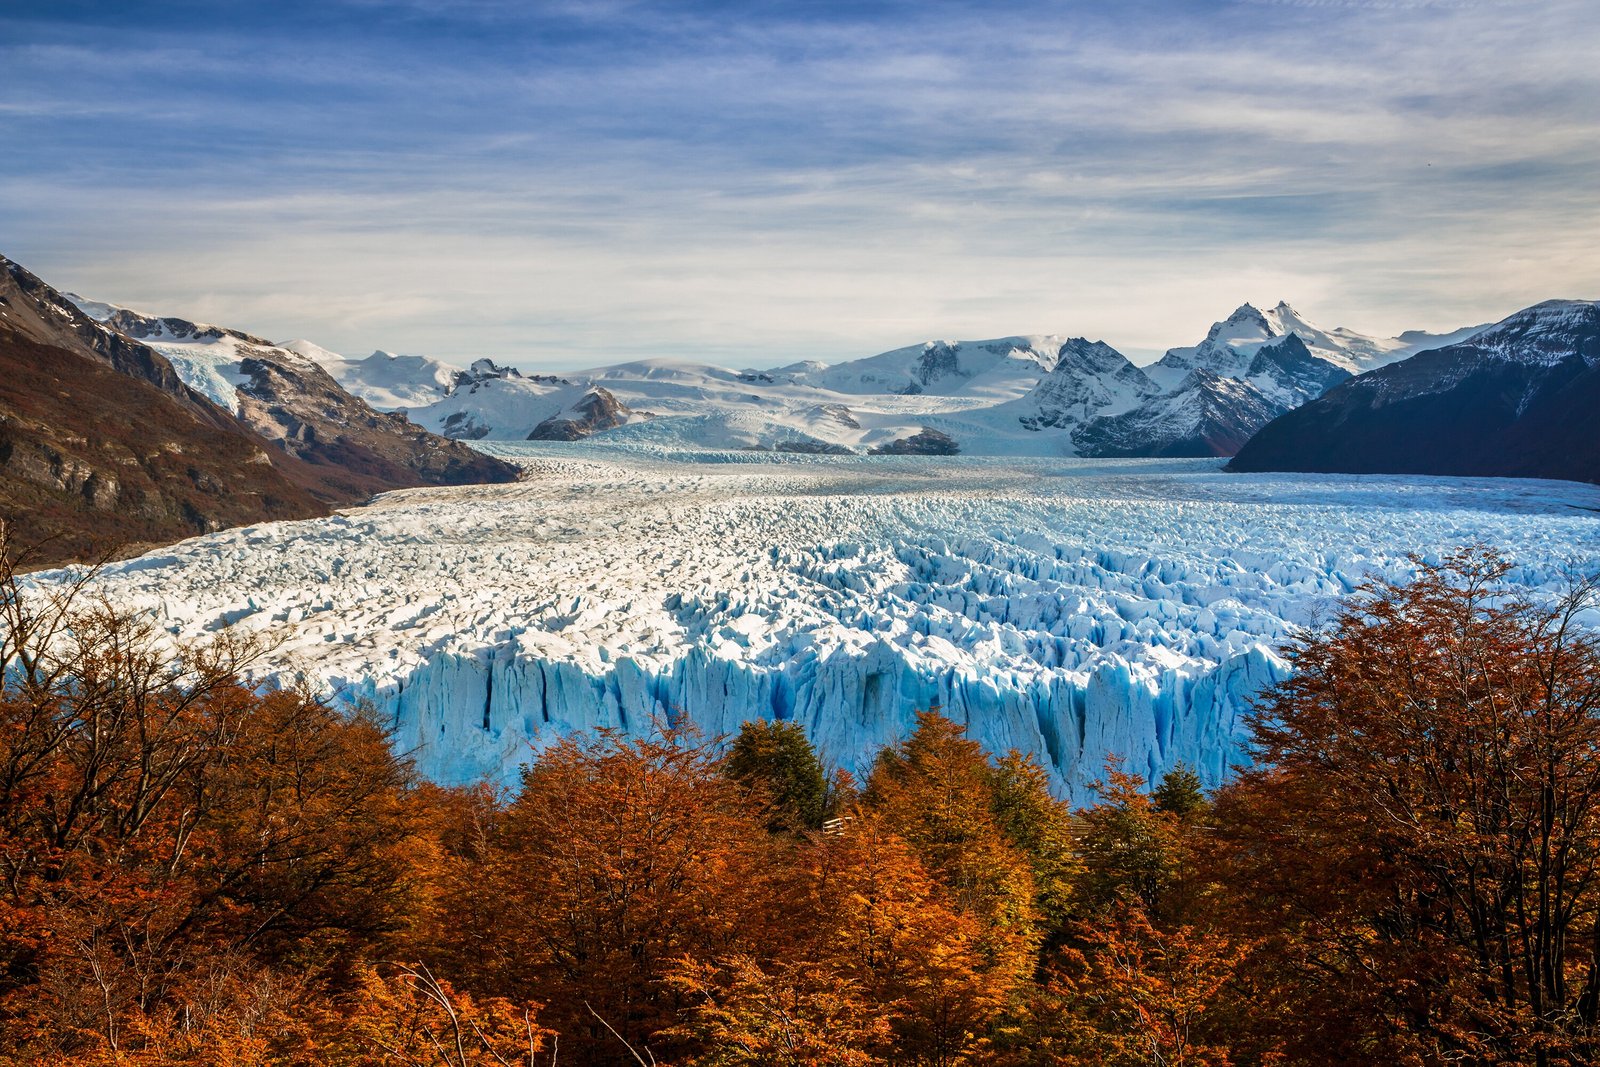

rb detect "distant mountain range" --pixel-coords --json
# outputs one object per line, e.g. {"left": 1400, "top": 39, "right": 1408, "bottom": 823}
{"left": 8, "top": 244, "right": 1593, "bottom": 570}
{"left": 256, "top": 301, "right": 1484, "bottom": 460}
{"left": 0, "top": 254, "right": 518, "bottom": 566}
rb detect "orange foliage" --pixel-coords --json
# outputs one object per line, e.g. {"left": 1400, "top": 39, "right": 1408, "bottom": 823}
{"left": 1212, "top": 549, "right": 1600, "bottom": 1065}
{"left": 428, "top": 729, "right": 782, "bottom": 1065}
{"left": 4, "top": 531, "right": 1591, "bottom": 1067}
{"left": 1042, "top": 904, "right": 1252, "bottom": 1067}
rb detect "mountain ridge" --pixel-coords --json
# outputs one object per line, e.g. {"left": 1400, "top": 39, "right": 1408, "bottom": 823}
{"left": 0, "top": 254, "right": 518, "bottom": 566}
{"left": 1228, "top": 299, "right": 1600, "bottom": 484}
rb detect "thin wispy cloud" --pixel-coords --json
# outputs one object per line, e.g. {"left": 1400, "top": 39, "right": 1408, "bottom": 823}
{"left": 2, "top": 0, "right": 1595, "bottom": 368}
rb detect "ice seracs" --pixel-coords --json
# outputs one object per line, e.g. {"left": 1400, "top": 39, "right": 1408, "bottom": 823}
{"left": 28, "top": 448, "right": 1600, "bottom": 803}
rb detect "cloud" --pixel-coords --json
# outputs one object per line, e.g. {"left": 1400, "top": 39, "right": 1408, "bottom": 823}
{"left": 1, "top": 0, "right": 1595, "bottom": 368}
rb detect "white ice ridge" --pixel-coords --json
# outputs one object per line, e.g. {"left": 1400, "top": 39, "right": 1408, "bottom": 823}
{"left": 30, "top": 448, "right": 1600, "bottom": 802}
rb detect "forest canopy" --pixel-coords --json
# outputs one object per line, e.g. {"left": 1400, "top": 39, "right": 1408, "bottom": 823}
{"left": 0, "top": 535, "right": 1596, "bottom": 1066}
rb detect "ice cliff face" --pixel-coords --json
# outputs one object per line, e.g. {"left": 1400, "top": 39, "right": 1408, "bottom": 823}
{"left": 30, "top": 449, "right": 1599, "bottom": 804}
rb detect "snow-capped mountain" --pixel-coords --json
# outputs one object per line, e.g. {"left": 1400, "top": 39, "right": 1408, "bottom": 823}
{"left": 1235, "top": 333, "right": 1353, "bottom": 409}
{"left": 1230, "top": 299, "right": 1600, "bottom": 484}
{"left": 1147, "top": 301, "right": 1484, "bottom": 388}
{"left": 1051, "top": 314, "right": 1358, "bottom": 459}
{"left": 281, "top": 340, "right": 463, "bottom": 411}
{"left": 64, "top": 295, "right": 518, "bottom": 492}
{"left": 263, "top": 302, "right": 1487, "bottom": 460}
{"left": 2, "top": 254, "right": 509, "bottom": 564}
{"left": 1071, "top": 369, "right": 1282, "bottom": 458}
{"left": 400, "top": 367, "right": 645, "bottom": 442}
{"left": 775, "top": 335, "right": 1066, "bottom": 400}
{"left": 1007, "top": 339, "right": 1160, "bottom": 431}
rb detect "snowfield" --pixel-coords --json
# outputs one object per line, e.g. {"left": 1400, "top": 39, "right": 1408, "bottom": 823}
{"left": 32, "top": 449, "right": 1600, "bottom": 801}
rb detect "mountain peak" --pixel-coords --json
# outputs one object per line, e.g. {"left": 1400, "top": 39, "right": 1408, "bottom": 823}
{"left": 1225, "top": 303, "right": 1272, "bottom": 325}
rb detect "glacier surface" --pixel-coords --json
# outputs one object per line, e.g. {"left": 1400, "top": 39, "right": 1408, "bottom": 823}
{"left": 30, "top": 448, "right": 1600, "bottom": 802}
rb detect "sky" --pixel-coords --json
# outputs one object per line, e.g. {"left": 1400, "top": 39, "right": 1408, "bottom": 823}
{"left": 3, "top": 0, "right": 1597, "bottom": 370}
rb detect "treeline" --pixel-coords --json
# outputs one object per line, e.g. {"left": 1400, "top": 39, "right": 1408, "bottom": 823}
{"left": 2, "top": 541, "right": 1599, "bottom": 1065}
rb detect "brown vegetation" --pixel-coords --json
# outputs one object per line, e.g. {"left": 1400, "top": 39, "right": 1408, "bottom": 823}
{"left": 0, "top": 538, "right": 1595, "bottom": 1065}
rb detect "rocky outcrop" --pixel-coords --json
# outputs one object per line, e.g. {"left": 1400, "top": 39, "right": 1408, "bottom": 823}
{"left": 869, "top": 428, "right": 961, "bottom": 455}
{"left": 527, "top": 388, "right": 634, "bottom": 441}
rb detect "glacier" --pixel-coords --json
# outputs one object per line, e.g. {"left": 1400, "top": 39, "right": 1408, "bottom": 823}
{"left": 27, "top": 447, "right": 1600, "bottom": 803}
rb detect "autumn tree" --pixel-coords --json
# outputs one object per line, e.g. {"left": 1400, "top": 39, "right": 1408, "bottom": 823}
{"left": 1038, "top": 905, "right": 1251, "bottom": 1067}
{"left": 0, "top": 523, "right": 426, "bottom": 1060}
{"left": 1071, "top": 764, "right": 1183, "bottom": 921}
{"left": 326, "top": 963, "right": 550, "bottom": 1067}
{"left": 1211, "top": 549, "right": 1600, "bottom": 1065}
{"left": 806, "top": 815, "right": 1013, "bottom": 1065}
{"left": 667, "top": 954, "right": 887, "bottom": 1067}
{"left": 1014, "top": 759, "right": 1254, "bottom": 1067}
{"left": 864, "top": 711, "right": 1077, "bottom": 970}
{"left": 435, "top": 730, "right": 781, "bottom": 1066}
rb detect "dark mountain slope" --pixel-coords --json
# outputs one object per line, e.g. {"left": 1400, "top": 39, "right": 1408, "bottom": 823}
{"left": 0, "top": 295, "right": 325, "bottom": 564}
{"left": 92, "top": 304, "right": 519, "bottom": 493}
{"left": 0, "top": 254, "right": 518, "bottom": 566}
{"left": 1229, "top": 301, "right": 1600, "bottom": 484}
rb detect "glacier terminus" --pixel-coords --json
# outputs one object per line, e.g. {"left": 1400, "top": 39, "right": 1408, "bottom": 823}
{"left": 31, "top": 446, "right": 1600, "bottom": 802}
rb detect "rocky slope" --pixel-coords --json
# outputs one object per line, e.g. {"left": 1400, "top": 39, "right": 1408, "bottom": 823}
{"left": 1229, "top": 300, "right": 1600, "bottom": 484}
{"left": 0, "top": 254, "right": 517, "bottom": 566}
{"left": 71, "top": 301, "right": 518, "bottom": 494}
{"left": 0, "top": 256, "right": 329, "bottom": 562}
